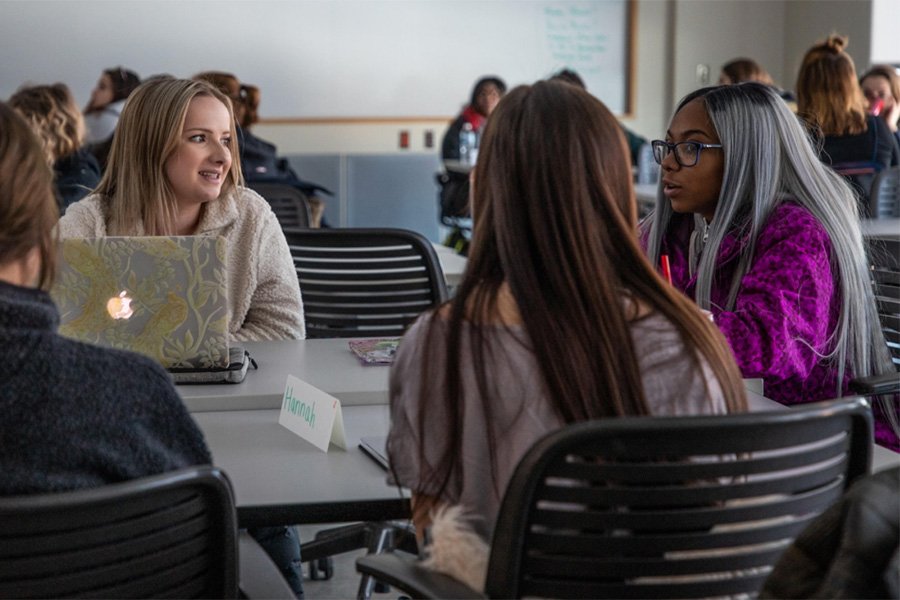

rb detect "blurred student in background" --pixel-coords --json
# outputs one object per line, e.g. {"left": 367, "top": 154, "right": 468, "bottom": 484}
{"left": 440, "top": 75, "right": 506, "bottom": 162}
{"left": 718, "top": 57, "right": 796, "bottom": 107}
{"left": 550, "top": 68, "right": 648, "bottom": 167}
{"left": 860, "top": 64, "right": 900, "bottom": 149}
{"left": 194, "top": 71, "right": 331, "bottom": 227}
{"left": 83, "top": 66, "right": 141, "bottom": 170}
{"left": 796, "top": 35, "right": 899, "bottom": 211}
{"left": 9, "top": 83, "right": 100, "bottom": 214}
{"left": 438, "top": 75, "right": 507, "bottom": 254}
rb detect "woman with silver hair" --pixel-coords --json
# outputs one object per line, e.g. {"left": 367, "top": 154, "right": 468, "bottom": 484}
{"left": 644, "top": 82, "right": 897, "bottom": 450}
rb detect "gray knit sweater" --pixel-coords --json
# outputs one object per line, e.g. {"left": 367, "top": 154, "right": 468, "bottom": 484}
{"left": 0, "top": 281, "right": 211, "bottom": 495}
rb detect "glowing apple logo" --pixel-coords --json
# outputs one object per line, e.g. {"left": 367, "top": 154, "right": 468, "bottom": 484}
{"left": 106, "top": 290, "right": 134, "bottom": 320}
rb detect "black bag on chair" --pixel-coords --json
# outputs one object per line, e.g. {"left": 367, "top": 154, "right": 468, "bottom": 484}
{"left": 436, "top": 171, "right": 470, "bottom": 224}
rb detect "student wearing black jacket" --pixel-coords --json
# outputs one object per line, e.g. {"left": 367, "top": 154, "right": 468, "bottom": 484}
{"left": 9, "top": 83, "right": 101, "bottom": 215}
{"left": 796, "top": 35, "right": 900, "bottom": 212}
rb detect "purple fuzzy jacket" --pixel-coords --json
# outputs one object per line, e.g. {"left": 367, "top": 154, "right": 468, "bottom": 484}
{"left": 650, "top": 204, "right": 898, "bottom": 451}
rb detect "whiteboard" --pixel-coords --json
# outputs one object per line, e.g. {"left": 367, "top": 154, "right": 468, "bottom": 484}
{"left": 0, "top": 0, "right": 634, "bottom": 119}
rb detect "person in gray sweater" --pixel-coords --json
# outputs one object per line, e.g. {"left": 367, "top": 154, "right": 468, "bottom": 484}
{"left": 0, "top": 101, "right": 211, "bottom": 491}
{"left": 0, "top": 101, "right": 304, "bottom": 598}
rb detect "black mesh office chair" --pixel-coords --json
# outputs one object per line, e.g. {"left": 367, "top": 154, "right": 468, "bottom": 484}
{"left": 0, "top": 467, "right": 239, "bottom": 598}
{"left": 248, "top": 181, "right": 313, "bottom": 229}
{"left": 850, "top": 236, "right": 900, "bottom": 439}
{"left": 283, "top": 227, "right": 448, "bottom": 338}
{"left": 868, "top": 165, "right": 900, "bottom": 219}
{"left": 357, "top": 398, "right": 873, "bottom": 599}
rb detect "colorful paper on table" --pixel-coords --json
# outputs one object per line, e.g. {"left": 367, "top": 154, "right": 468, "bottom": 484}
{"left": 348, "top": 338, "right": 400, "bottom": 365}
{"left": 279, "top": 375, "right": 347, "bottom": 452}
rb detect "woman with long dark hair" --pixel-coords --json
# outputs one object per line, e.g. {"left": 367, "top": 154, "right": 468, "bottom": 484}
{"left": 389, "top": 80, "right": 747, "bottom": 545}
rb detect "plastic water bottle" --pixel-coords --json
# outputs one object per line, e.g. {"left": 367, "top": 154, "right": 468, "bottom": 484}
{"left": 459, "top": 122, "right": 477, "bottom": 166}
{"left": 637, "top": 142, "right": 658, "bottom": 184}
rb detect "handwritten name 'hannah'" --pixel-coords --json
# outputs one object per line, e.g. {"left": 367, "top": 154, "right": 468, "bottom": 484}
{"left": 283, "top": 386, "right": 316, "bottom": 428}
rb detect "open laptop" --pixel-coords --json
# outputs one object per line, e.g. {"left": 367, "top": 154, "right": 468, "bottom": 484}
{"left": 52, "top": 236, "right": 231, "bottom": 372}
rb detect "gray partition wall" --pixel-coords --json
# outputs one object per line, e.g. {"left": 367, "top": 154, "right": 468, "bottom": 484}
{"left": 286, "top": 155, "right": 343, "bottom": 228}
{"left": 287, "top": 154, "right": 443, "bottom": 242}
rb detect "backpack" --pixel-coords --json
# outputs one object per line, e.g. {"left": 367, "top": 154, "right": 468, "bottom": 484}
{"left": 436, "top": 171, "right": 470, "bottom": 224}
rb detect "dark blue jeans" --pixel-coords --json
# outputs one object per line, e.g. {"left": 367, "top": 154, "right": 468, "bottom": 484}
{"left": 248, "top": 526, "right": 304, "bottom": 599}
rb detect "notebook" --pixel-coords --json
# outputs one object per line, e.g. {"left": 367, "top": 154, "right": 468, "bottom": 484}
{"left": 348, "top": 338, "right": 400, "bottom": 365}
{"left": 52, "top": 236, "right": 231, "bottom": 371}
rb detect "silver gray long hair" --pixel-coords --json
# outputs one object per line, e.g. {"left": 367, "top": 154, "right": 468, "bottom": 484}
{"left": 646, "top": 83, "right": 892, "bottom": 405}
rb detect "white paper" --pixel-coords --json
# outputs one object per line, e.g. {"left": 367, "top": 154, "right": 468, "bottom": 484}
{"left": 279, "top": 375, "right": 347, "bottom": 452}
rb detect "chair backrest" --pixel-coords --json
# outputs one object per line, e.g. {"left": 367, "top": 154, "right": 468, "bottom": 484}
{"left": 248, "top": 181, "right": 312, "bottom": 228}
{"left": 283, "top": 227, "right": 448, "bottom": 338}
{"left": 0, "top": 466, "right": 238, "bottom": 599}
{"left": 485, "top": 398, "right": 873, "bottom": 599}
{"left": 832, "top": 161, "right": 880, "bottom": 216}
{"left": 869, "top": 165, "right": 900, "bottom": 219}
{"left": 436, "top": 170, "right": 472, "bottom": 228}
{"left": 867, "top": 236, "right": 900, "bottom": 367}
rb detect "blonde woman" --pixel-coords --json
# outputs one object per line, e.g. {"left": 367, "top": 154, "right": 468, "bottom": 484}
{"left": 9, "top": 83, "right": 100, "bottom": 213}
{"left": 58, "top": 78, "right": 305, "bottom": 342}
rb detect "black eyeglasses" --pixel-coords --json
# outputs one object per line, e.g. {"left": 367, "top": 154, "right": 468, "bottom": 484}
{"left": 651, "top": 140, "right": 723, "bottom": 167}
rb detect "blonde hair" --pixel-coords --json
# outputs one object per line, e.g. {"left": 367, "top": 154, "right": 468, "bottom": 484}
{"left": 95, "top": 78, "right": 244, "bottom": 235}
{"left": 0, "top": 102, "right": 59, "bottom": 289}
{"left": 9, "top": 83, "right": 85, "bottom": 165}
{"left": 796, "top": 34, "right": 867, "bottom": 136}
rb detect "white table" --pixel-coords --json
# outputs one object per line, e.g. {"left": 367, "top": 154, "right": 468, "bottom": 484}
{"left": 196, "top": 393, "right": 897, "bottom": 528}
{"left": 862, "top": 218, "right": 900, "bottom": 237}
{"left": 195, "top": 405, "right": 406, "bottom": 528}
{"left": 432, "top": 243, "right": 467, "bottom": 288}
{"left": 747, "top": 393, "right": 898, "bottom": 473}
{"left": 178, "top": 339, "right": 390, "bottom": 412}
{"left": 181, "top": 342, "right": 898, "bottom": 473}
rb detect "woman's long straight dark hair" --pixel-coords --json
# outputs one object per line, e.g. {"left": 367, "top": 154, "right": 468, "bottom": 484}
{"left": 411, "top": 81, "right": 747, "bottom": 500}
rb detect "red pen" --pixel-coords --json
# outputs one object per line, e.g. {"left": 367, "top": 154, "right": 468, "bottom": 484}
{"left": 661, "top": 255, "right": 672, "bottom": 285}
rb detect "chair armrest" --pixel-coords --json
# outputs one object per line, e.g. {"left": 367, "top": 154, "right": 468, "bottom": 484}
{"left": 849, "top": 372, "right": 900, "bottom": 395}
{"left": 356, "top": 552, "right": 486, "bottom": 600}
{"left": 238, "top": 531, "right": 298, "bottom": 599}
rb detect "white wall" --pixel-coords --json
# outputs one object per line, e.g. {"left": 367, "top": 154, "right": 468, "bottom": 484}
{"left": 265, "top": 0, "right": 876, "bottom": 154}
{"left": 870, "top": 0, "right": 900, "bottom": 64}
{"left": 671, "top": 0, "right": 787, "bottom": 103}
{"left": 783, "top": 0, "right": 872, "bottom": 88}
{"left": 0, "top": 0, "right": 880, "bottom": 154}
{"left": 258, "top": 0, "right": 674, "bottom": 154}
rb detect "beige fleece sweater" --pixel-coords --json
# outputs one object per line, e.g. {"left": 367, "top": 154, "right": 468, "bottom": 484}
{"left": 58, "top": 187, "right": 306, "bottom": 342}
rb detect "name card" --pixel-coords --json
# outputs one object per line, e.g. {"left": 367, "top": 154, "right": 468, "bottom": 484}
{"left": 279, "top": 375, "right": 347, "bottom": 452}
